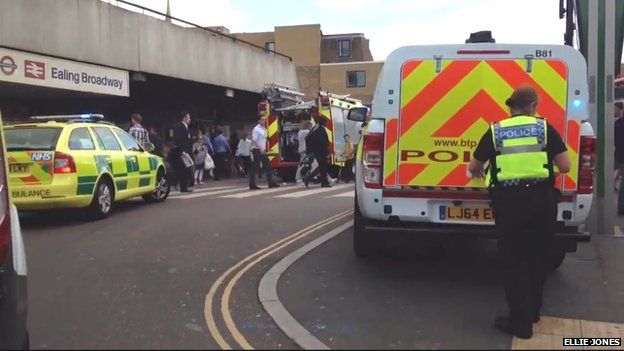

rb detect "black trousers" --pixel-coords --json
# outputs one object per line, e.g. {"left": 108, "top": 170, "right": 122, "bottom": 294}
{"left": 490, "top": 183, "right": 557, "bottom": 333}
{"left": 172, "top": 149, "right": 193, "bottom": 191}
{"left": 341, "top": 158, "right": 354, "bottom": 182}
{"left": 241, "top": 156, "right": 252, "bottom": 176}
{"left": 214, "top": 153, "right": 227, "bottom": 180}
{"left": 306, "top": 153, "right": 329, "bottom": 186}
{"left": 249, "top": 149, "right": 274, "bottom": 187}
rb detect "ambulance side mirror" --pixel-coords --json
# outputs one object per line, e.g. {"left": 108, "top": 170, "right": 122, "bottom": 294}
{"left": 347, "top": 107, "right": 368, "bottom": 122}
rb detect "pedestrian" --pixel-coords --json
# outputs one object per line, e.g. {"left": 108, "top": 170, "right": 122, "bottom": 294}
{"left": 468, "top": 86, "right": 571, "bottom": 339}
{"left": 295, "top": 120, "right": 312, "bottom": 183}
{"left": 129, "top": 113, "right": 150, "bottom": 146}
{"left": 236, "top": 131, "right": 253, "bottom": 177}
{"left": 340, "top": 134, "right": 355, "bottom": 183}
{"left": 213, "top": 127, "right": 231, "bottom": 181}
{"left": 148, "top": 126, "right": 164, "bottom": 157}
{"left": 249, "top": 115, "right": 280, "bottom": 190}
{"left": 304, "top": 116, "right": 331, "bottom": 188}
{"left": 193, "top": 132, "right": 208, "bottom": 185}
{"left": 614, "top": 102, "right": 624, "bottom": 214}
{"left": 171, "top": 111, "right": 195, "bottom": 193}
{"left": 162, "top": 141, "right": 177, "bottom": 188}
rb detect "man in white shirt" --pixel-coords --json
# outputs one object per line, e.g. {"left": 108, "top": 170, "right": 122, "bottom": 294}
{"left": 249, "top": 116, "right": 279, "bottom": 190}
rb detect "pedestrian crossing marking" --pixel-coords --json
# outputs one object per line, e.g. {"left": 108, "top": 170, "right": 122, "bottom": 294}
{"left": 274, "top": 184, "right": 352, "bottom": 199}
{"left": 172, "top": 187, "right": 248, "bottom": 200}
{"left": 512, "top": 316, "right": 624, "bottom": 350}
{"left": 326, "top": 190, "right": 355, "bottom": 198}
{"left": 219, "top": 185, "right": 296, "bottom": 199}
{"left": 168, "top": 185, "right": 238, "bottom": 198}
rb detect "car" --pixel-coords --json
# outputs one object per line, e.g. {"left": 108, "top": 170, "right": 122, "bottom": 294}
{"left": 0, "top": 111, "right": 29, "bottom": 349}
{"left": 4, "top": 114, "right": 170, "bottom": 219}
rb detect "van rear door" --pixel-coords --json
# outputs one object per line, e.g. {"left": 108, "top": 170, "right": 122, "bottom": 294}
{"left": 384, "top": 57, "right": 576, "bottom": 190}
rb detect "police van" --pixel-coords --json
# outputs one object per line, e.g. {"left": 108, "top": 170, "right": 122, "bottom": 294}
{"left": 348, "top": 33, "right": 596, "bottom": 269}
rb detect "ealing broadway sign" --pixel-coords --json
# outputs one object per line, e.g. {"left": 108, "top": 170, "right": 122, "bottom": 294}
{"left": 0, "top": 47, "right": 129, "bottom": 97}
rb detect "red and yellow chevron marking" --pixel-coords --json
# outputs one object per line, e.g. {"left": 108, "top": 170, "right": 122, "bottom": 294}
{"left": 396, "top": 58, "right": 570, "bottom": 188}
{"left": 264, "top": 105, "right": 280, "bottom": 166}
{"left": 7, "top": 151, "right": 54, "bottom": 186}
{"left": 563, "top": 119, "right": 581, "bottom": 191}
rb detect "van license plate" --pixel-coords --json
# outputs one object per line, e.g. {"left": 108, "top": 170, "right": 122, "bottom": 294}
{"left": 439, "top": 206, "right": 494, "bottom": 223}
{"left": 9, "top": 164, "right": 30, "bottom": 173}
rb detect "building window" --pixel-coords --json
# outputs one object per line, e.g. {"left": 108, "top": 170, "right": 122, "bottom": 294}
{"left": 339, "top": 40, "right": 351, "bottom": 57}
{"left": 265, "top": 42, "right": 275, "bottom": 55}
{"left": 347, "top": 71, "right": 366, "bottom": 88}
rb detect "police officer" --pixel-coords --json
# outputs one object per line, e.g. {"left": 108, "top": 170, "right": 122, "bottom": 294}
{"left": 468, "top": 86, "right": 571, "bottom": 339}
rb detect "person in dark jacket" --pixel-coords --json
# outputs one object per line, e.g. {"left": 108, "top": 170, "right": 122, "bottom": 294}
{"left": 148, "top": 126, "right": 164, "bottom": 157}
{"left": 172, "top": 111, "right": 194, "bottom": 192}
{"left": 304, "top": 116, "right": 331, "bottom": 188}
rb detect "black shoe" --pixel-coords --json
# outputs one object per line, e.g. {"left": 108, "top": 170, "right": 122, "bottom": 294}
{"left": 249, "top": 186, "right": 261, "bottom": 190}
{"left": 321, "top": 184, "right": 332, "bottom": 188}
{"left": 494, "top": 316, "right": 532, "bottom": 339}
{"left": 181, "top": 189, "right": 194, "bottom": 193}
{"left": 269, "top": 183, "right": 280, "bottom": 189}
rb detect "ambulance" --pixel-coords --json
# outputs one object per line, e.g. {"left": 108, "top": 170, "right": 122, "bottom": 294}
{"left": 349, "top": 33, "right": 596, "bottom": 269}
{"left": 259, "top": 83, "right": 365, "bottom": 181}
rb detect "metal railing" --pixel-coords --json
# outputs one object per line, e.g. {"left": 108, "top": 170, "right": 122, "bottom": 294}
{"left": 108, "top": 0, "right": 292, "bottom": 61}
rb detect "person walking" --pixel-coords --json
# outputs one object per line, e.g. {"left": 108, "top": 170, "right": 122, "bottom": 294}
{"left": 236, "top": 131, "right": 253, "bottom": 177}
{"left": 304, "top": 116, "right": 331, "bottom": 188}
{"left": 295, "top": 120, "right": 312, "bottom": 183}
{"left": 340, "top": 134, "right": 355, "bottom": 183}
{"left": 148, "top": 126, "right": 164, "bottom": 157}
{"left": 213, "top": 127, "right": 231, "bottom": 181}
{"left": 172, "top": 111, "right": 194, "bottom": 193}
{"left": 129, "top": 113, "right": 150, "bottom": 146}
{"left": 193, "top": 132, "right": 208, "bottom": 185}
{"left": 249, "top": 115, "right": 279, "bottom": 190}
{"left": 468, "top": 86, "right": 571, "bottom": 339}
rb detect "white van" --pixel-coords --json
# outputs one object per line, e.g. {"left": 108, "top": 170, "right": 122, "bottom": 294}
{"left": 349, "top": 39, "right": 596, "bottom": 269}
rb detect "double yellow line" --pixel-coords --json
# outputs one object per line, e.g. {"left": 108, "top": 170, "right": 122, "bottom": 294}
{"left": 204, "top": 210, "right": 354, "bottom": 350}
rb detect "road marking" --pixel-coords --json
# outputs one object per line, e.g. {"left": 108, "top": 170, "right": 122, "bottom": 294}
{"left": 172, "top": 187, "right": 248, "bottom": 200}
{"left": 205, "top": 210, "right": 353, "bottom": 350}
{"left": 219, "top": 185, "right": 296, "bottom": 199}
{"left": 258, "top": 221, "right": 352, "bottom": 350}
{"left": 168, "top": 186, "right": 239, "bottom": 198}
{"left": 326, "top": 190, "right": 354, "bottom": 198}
{"left": 274, "top": 184, "right": 352, "bottom": 198}
{"left": 512, "top": 316, "right": 624, "bottom": 349}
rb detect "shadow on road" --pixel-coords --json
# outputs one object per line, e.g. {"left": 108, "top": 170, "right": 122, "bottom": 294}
{"left": 18, "top": 200, "right": 148, "bottom": 229}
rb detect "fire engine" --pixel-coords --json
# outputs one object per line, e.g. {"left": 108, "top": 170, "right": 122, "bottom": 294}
{"left": 258, "top": 83, "right": 366, "bottom": 181}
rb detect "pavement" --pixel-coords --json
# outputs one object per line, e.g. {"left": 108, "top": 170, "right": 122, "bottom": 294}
{"left": 19, "top": 176, "right": 624, "bottom": 349}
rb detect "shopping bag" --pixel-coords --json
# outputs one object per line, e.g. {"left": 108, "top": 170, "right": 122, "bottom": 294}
{"left": 204, "top": 153, "right": 215, "bottom": 170}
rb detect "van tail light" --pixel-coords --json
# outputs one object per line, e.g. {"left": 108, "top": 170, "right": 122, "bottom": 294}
{"left": 578, "top": 136, "right": 596, "bottom": 195}
{"left": 54, "top": 152, "right": 76, "bottom": 174}
{"left": 362, "top": 133, "right": 384, "bottom": 189}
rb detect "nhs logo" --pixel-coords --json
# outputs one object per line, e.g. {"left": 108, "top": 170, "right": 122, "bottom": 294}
{"left": 30, "top": 152, "right": 52, "bottom": 161}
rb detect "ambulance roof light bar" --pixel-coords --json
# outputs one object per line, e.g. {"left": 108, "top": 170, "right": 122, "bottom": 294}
{"left": 30, "top": 114, "right": 106, "bottom": 122}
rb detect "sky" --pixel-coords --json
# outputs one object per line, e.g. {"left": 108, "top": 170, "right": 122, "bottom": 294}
{"left": 105, "top": 0, "right": 568, "bottom": 60}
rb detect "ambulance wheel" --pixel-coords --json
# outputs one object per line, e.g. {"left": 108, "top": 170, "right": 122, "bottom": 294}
{"left": 88, "top": 179, "right": 114, "bottom": 220}
{"left": 143, "top": 169, "right": 170, "bottom": 203}
{"left": 354, "top": 195, "right": 376, "bottom": 258}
